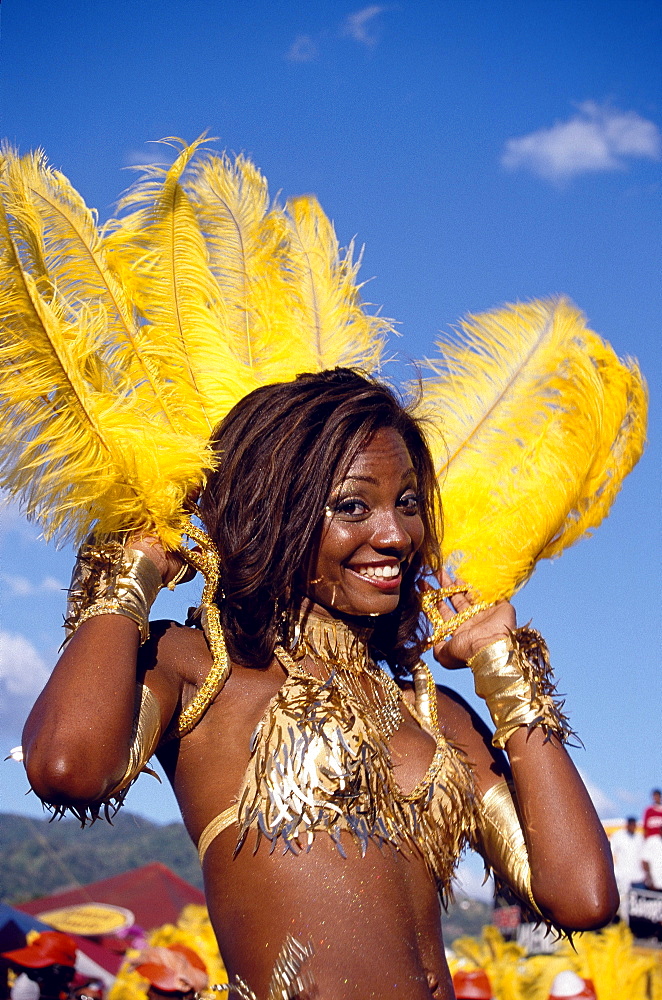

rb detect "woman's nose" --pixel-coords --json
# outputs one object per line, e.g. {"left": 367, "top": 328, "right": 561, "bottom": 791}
{"left": 370, "top": 508, "right": 411, "bottom": 554}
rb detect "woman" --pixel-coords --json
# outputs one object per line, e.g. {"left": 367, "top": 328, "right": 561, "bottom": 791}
{"left": 22, "top": 370, "right": 618, "bottom": 999}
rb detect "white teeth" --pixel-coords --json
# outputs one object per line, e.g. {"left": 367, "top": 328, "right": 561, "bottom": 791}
{"left": 355, "top": 564, "right": 400, "bottom": 579}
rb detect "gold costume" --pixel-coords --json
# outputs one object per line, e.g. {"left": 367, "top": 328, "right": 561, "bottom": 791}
{"left": 196, "top": 613, "right": 538, "bottom": 914}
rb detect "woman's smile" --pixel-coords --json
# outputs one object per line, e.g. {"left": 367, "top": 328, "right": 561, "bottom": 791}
{"left": 307, "top": 426, "right": 424, "bottom": 617}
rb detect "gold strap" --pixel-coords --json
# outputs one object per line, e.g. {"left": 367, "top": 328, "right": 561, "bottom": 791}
{"left": 198, "top": 806, "right": 238, "bottom": 864}
{"left": 171, "top": 519, "right": 231, "bottom": 738}
{"left": 411, "top": 660, "right": 439, "bottom": 733}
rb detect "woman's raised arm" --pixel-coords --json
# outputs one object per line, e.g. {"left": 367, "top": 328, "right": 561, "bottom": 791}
{"left": 433, "top": 585, "right": 619, "bottom": 931}
{"left": 22, "top": 538, "right": 184, "bottom": 810}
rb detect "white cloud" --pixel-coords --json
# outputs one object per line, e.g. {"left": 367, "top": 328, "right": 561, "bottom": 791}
{"left": 0, "top": 496, "right": 40, "bottom": 542}
{"left": 123, "top": 145, "right": 178, "bottom": 168}
{"left": 1, "top": 573, "right": 65, "bottom": 596}
{"left": 286, "top": 34, "right": 318, "bottom": 63}
{"left": 0, "top": 631, "right": 50, "bottom": 706}
{"left": 342, "top": 5, "right": 386, "bottom": 46}
{"left": 502, "top": 102, "right": 661, "bottom": 182}
{"left": 578, "top": 769, "right": 617, "bottom": 819}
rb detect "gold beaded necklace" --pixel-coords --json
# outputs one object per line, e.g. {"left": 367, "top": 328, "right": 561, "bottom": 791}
{"left": 285, "top": 609, "right": 403, "bottom": 741}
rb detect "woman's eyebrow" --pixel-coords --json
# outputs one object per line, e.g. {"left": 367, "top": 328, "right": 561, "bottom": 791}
{"left": 341, "top": 468, "right": 417, "bottom": 486}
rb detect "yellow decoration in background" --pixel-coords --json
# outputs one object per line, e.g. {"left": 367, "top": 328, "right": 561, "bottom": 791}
{"left": 448, "top": 923, "right": 662, "bottom": 1000}
{"left": 108, "top": 905, "right": 228, "bottom": 1000}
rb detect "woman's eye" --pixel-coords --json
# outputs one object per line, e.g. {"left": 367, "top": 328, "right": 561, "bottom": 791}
{"left": 398, "top": 492, "right": 420, "bottom": 514}
{"left": 329, "top": 498, "right": 370, "bottom": 519}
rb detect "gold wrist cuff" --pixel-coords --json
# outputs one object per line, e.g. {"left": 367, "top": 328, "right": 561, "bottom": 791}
{"left": 468, "top": 627, "right": 575, "bottom": 749}
{"left": 65, "top": 541, "right": 163, "bottom": 644}
{"left": 476, "top": 780, "right": 540, "bottom": 914}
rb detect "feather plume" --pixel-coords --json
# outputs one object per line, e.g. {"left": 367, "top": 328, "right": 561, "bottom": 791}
{"left": 0, "top": 165, "right": 211, "bottom": 548}
{"left": 106, "top": 138, "right": 256, "bottom": 434}
{"left": 417, "top": 298, "right": 647, "bottom": 602}
{"left": 0, "top": 146, "right": 183, "bottom": 430}
{"left": 284, "top": 195, "right": 391, "bottom": 371}
{"left": 186, "top": 152, "right": 300, "bottom": 385}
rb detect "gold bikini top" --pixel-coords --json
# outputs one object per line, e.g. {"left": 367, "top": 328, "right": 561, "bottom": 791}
{"left": 197, "top": 614, "right": 477, "bottom": 895}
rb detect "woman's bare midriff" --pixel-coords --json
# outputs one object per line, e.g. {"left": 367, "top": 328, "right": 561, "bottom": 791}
{"left": 157, "top": 635, "right": 456, "bottom": 999}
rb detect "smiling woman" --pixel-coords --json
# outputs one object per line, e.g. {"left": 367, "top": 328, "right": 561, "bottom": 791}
{"left": 2, "top": 141, "right": 640, "bottom": 1000}
{"left": 22, "top": 368, "right": 618, "bottom": 1000}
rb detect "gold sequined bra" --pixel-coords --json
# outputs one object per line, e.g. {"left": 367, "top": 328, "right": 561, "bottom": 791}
{"left": 197, "top": 615, "right": 476, "bottom": 894}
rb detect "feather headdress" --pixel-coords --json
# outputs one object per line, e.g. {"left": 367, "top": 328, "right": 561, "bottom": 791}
{"left": 0, "top": 139, "right": 647, "bottom": 597}
{"left": 417, "top": 298, "right": 647, "bottom": 601}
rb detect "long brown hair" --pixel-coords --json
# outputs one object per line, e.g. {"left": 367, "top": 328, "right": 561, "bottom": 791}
{"left": 199, "top": 368, "right": 441, "bottom": 676}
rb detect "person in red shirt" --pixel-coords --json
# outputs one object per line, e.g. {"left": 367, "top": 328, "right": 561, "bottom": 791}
{"left": 642, "top": 789, "right": 662, "bottom": 838}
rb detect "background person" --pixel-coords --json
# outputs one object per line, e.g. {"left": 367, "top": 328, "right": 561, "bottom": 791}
{"left": 642, "top": 789, "right": 662, "bottom": 839}
{"left": 641, "top": 831, "right": 662, "bottom": 891}
{"left": 609, "top": 816, "right": 644, "bottom": 920}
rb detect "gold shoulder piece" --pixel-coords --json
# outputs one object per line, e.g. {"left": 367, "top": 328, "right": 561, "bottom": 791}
{"left": 105, "top": 684, "right": 162, "bottom": 798}
{"left": 475, "top": 779, "right": 541, "bottom": 915}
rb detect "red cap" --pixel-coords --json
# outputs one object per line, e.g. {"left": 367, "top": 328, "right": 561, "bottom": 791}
{"left": 134, "top": 945, "right": 208, "bottom": 994}
{"left": 1, "top": 931, "right": 77, "bottom": 969}
{"left": 453, "top": 968, "right": 493, "bottom": 999}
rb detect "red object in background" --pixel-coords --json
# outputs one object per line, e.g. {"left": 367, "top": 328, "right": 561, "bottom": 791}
{"left": 453, "top": 968, "right": 493, "bottom": 999}
{"left": 15, "top": 864, "right": 204, "bottom": 934}
{"left": 643, "top": 803, "right": 662, "bottom": 838}
{"left": 15, "top": 864, "right": 204, "bottom": 976}
{"left": 1, "top": 931, "right": 77, "bottom": 969}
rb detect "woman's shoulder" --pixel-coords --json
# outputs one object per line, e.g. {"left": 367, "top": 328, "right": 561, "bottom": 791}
{"left": 141, "top": 619, "right": 212, "bottom": 685}
{"left": 433, "top": 681, "right": 510, "bottom": 787}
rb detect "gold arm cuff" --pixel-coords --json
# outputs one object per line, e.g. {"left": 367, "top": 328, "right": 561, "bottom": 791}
{"left": 104, "top": 684, "right": 162, "bottom": 799}
{"left": 468, "top": 627, "right": 576, "bottom": 749}
{"left": 476, "top": 779, "right": 540, "bottom": 914}
{"left": 65, "top": 543, "right": 163, "bottom": 644}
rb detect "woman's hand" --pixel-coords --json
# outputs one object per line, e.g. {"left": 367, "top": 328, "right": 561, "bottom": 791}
{"left": 127, "top": 535, "right": 193, "bottom": 588}
{"left": 427, "top": 569, "right": 516, "bottom": 669}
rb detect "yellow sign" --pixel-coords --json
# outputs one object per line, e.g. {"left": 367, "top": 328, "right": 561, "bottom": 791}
{"left": 36, "top": 903, "right": 135, "bottom": 936}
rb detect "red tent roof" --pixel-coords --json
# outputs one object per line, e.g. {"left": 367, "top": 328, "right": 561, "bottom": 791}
{"left": 15, "top": 863, "right": 205, "bottom": 933}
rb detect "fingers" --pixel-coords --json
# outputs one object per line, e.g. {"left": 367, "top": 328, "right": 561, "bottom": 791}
{"left": 438, "top": 567, "right": 473, "bottom": 612}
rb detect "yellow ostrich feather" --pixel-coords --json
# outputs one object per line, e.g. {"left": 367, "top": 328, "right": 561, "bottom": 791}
{"left": 0, "top": 145, "right": 182, "bottom": 431}
{"left": 186, "top": 152, "right": 299, "bottom": 385}
{"left": 106, "top": 138, "right": 256, "bottom": 435}
{"left": 284, "top": 194, "right": 391, "bottom": 371}
{"left": 556, "top": 923, "right": 662, "bottom": 1000}
{"left": 0, "top": 159, "right": 211, "bottom": 548}
{"left": 0, "top": 138, "right": 647, "bottom": 567}
{"left": 449, "top": 924, "right": 662, "bottom": 1000}
{"left": 418, "top": 298, "right": 647, "bottom": 602}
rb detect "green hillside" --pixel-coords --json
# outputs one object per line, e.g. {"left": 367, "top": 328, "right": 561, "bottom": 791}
{"left": 0, "top": 811, "right": 202, "bottom": 903}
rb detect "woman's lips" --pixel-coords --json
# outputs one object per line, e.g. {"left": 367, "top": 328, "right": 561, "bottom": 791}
{"left": 345, "top": 566, "right": 402, "bottom": 592}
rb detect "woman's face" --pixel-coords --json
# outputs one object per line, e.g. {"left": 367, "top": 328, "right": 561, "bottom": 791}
{"left": 308, "top": 427, "right": 424, "bottom": 617}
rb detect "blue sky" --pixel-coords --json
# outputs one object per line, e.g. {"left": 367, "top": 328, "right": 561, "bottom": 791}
{"left": 0, "top": 0, "right": 660, "bottom": 895}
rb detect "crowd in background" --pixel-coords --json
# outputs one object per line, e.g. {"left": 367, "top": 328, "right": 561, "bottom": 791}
{"left": 609, "top": 789, "right": 662, "bottom": 921}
